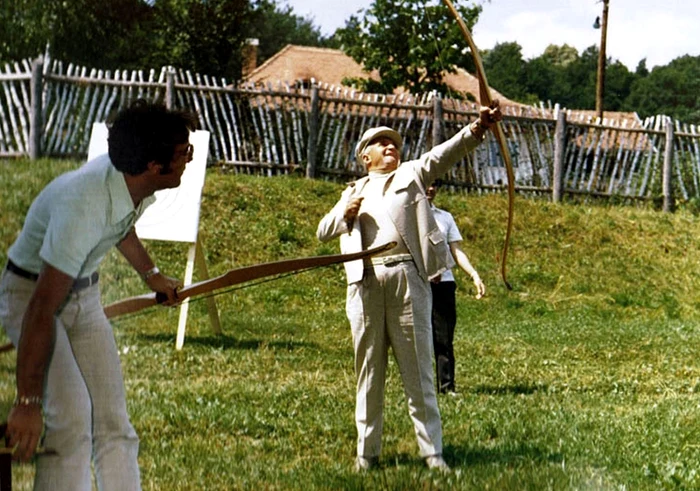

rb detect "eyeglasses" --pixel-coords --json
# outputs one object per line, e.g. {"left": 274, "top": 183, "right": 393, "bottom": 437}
{"left": 175, "top": 144, "right": 193, "bottom": 158}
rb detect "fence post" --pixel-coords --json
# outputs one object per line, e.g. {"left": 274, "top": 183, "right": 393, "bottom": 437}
{"left": 165, "top": 67, "right": 175, "bottom": 110}
{"left": 29, "top": 56, "right": 44, "bottom": 160}
{"left": 663, "top": 116, "right": 675, "bottom": 213}
{"left": 306, "top": 85, "right": 320, "bottom": 179}
{"left": 432, "top": 92, "right": 444, "bottom": 146}
{"left": 552, "top": 110, "right": 567, "bottom": 203}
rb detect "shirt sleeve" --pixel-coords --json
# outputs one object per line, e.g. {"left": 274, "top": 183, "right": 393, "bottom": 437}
{"left": 444, "top": 212, "right": 463, "bottom": 243}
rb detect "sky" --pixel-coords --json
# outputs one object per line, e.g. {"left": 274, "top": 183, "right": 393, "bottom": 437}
{"left": 283, "top": 0, "right": 700, "bottom": 70}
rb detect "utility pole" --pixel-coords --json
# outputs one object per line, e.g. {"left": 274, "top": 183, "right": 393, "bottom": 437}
{"left": 594, "top": 0, "right": 609, "bottom": 122}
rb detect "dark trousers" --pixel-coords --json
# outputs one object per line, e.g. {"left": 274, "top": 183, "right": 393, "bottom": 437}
{"left": 430, "top": 281, "right": 457, "bottom": 393}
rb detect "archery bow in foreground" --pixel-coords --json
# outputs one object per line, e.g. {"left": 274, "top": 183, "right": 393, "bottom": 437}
{"left": 103, "top": 241, "right": 397, "bottom": 319}
{"left": 0, "top": 242, "right": 397, "bottom": 354}
{"left": 442, "top": 0, "right": 515, "bottom": 290}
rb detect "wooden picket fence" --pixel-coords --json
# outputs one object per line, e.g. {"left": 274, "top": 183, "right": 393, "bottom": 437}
{"left": 1, "top": 55, "right": 699, "bottom": 208}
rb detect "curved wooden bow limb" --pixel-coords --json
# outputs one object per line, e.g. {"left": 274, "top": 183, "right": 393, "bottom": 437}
{"left": 0, "top": 243, "right": 397, "bottom": 353}
{"left": 442, "top": 0, "right": 515, "bottom": 290}
{"left": 103, "top": 241, "right": 397, "bottom": 319}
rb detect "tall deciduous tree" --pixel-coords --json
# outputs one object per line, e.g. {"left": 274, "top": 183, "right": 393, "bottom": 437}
{"left": 625, "top": 55, "right": 700, "bottom": 124}
{"left": 247, "top": 0, "right": 328, "bottom": 66}
{"left": 145, "top": 0, "right": 250, "bottom": 79}
{"left": 0, "top": 0, "right": 153, "bottom": 67}
{"left": 483, "top": 42, "right": 532, "bottom": 103}
{"left": 335, "top": 0, "right": 481, "bottom": 95}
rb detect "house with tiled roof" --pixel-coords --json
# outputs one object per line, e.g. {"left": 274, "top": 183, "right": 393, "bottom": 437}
{"left": 242, "top": 44, "right": 641, "bottom": 128}
{"left": 243, "top": 44, "right": 521, "bottom": 107}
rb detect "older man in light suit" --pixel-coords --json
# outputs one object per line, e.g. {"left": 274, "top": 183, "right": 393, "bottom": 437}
{"left": 316, "top": 102, "right": 501, "bottom": 472}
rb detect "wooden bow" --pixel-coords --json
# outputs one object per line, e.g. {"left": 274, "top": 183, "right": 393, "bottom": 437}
{"left": 0, "top": 242, "right": 397, "bottom": 353}
{"left": 102, "top": 241, "right": 397, "bottom": 319}
{"left": 442, "top": 0, "right": 515, "bottom": 289}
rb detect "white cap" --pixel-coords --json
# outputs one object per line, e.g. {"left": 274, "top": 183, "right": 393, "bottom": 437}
{"left": 355, "top": 126, "right": 402, "bottom": 166}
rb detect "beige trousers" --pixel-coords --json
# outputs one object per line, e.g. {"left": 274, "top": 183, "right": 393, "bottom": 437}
{"left": 346, "top": 260, "right": 442, "bottom": 458}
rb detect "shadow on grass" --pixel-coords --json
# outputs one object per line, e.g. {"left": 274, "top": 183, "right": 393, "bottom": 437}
{"left": 472, "top": 382, "right": 548, "bottom": 396}
{"left": 444, "top": 444, "right": 563, "bottom": 467}
{"left": 371, "top": 444, "right": 561, "bottom": 471}
{"left": 138, "top": 333, "right": 319, "bottom": 351}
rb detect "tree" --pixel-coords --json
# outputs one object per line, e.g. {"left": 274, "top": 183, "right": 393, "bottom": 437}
{"left": 541, "top": 44, "right": 579, "bottom": 67}
{"left": 143, "top": 0, "right": 250, "bottom": 79}
{"left": 602, "top": 60, "right": 634, "bottom": 112}
{"left": 483, "top": 42, "right": 530, "bottom": 102}
{"left": 0, "top": 0, "right": 154, "bottom": 67}
{"left": 0, "top": 0, "right": 328, "bottom": 80}
{"left": 247, "top": 0, "right": 328, "bottom": 67}
{"left": 635, "top": 59, "right": 649, "bottom": 78}
{"left": 625, "top": 55, "right": 700, "bottom": 124}
{"left": 523, "top": 49, "right": 574, "bottom": 106}
{"left": 335, "top": 0, "right": 481, "bottom": 95}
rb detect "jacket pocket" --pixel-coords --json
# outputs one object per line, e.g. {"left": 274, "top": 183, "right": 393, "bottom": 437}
{"left": 428, "top": 228, "right": 446, "bottom": 246}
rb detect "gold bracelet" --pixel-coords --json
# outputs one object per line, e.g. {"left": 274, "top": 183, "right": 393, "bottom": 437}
{"left": 13, "top": 395, "right": 42, "bottom": 407}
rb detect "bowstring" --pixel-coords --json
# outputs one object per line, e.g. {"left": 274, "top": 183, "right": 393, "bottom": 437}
{"left": 425, "top": 1, "right": 479, "bottom": 179}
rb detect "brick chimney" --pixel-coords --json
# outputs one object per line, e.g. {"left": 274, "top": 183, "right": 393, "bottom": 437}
{"left": 242, "top": 38, "right": 259, "bottom": 77}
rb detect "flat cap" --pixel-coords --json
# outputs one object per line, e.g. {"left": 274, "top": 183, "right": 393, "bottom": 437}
{"left": 355, "top": 126, "right": 402, "bottom": 166}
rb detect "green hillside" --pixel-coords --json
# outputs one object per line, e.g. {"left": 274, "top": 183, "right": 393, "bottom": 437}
{"left": 2, "top": 159, "right": 700, "bottom": 489}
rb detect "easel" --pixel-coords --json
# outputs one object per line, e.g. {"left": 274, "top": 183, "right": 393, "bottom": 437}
{"left": 88, "top": 124, "right": 220, "bottom": 349}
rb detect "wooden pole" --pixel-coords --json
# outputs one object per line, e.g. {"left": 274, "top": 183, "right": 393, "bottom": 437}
{"left": 432, "top": 92, "right": 444, "bottom": 146}
{"left": 306, "top": 85, "right": 320, "bottom": 179}
{"left": 29, "top": 56, "right": 44, "bottom": 160}
{"left": 663, "top": 116, "right": 675, "bottom": 213}
{"left": 165, "top": 67, "right": 175, "bottom": 110}
{"left": 553, "top": 109, "right": 567, "bottom": 203}
{"left": 595, "top": 0, "right": 609, "bottom": 122}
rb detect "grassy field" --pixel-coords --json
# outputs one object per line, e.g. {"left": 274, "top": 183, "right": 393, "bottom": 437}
{"left": 2, "top": 158, "right": 700, "bottom": 490}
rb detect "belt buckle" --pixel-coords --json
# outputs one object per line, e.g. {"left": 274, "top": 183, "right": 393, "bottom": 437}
{"left": 377, "top": 254, "right": 411, "bottom": 266}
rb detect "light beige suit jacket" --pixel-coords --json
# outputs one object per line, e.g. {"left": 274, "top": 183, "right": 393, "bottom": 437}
{"left": 317, "top": 126, "right": 483, "bottom": 284}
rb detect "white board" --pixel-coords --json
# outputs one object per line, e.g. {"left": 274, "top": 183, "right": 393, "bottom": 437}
{"left": 87, "top": 122, "right": 209, "bottom": 243}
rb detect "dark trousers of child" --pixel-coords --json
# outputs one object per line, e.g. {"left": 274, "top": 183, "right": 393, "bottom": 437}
{"left": 430, "top": 281, "right": 457, "bottom": 393}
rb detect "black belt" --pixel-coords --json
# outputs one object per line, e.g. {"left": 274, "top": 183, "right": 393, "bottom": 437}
{"left": 6, "top": 260, "right": 99, "bottom": 291}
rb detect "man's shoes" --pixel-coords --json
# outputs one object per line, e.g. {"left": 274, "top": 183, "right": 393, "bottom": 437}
{"left": 425, "top": 454, "right": 451, "bottom": 473}
{"left": 354, "top": 456, "right": 378, "bottom": 473}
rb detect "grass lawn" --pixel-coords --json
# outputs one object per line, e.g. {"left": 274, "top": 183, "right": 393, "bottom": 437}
{"left": 2, "top": 158, "right": 700, "bottom": 489}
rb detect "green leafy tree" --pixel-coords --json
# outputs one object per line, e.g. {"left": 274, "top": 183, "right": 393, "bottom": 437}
{"left": 0, "top": 0, "right": 328, "bottom": 80}
{"left": 0, "top": 0, "right": 50, "bottom": 61}
{"left": 523, "top": 49, "right": 574, "bottom": 106}
{"left": 0, "top": 0, "right": 153, "bottom": 67}
{"left": 335, "top": 0, "right": 481, "bottom": 94}
{"left": 145, "top": 0, "right": 250, "bottom": 79}
{"left": 483, "top": 42, "right": 533, "bottom": 102}
{"left": 603, "top": 60, "right": 635, "bottom": 112}
{"left": 635, "top": 58, "right": 649, "bottom": 78}
{"left": 624, "top": 55, "right": 700, "bottom": 124}
{"left": 541, "top": 44, "right": 579, "bottom": 67}
{"left": 247, "top": 0, "right": 328, "bottom": 66}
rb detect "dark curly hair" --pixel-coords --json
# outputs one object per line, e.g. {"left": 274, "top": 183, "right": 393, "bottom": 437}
{"left": 107, "top": 99, "right": 198, "bottom": 176}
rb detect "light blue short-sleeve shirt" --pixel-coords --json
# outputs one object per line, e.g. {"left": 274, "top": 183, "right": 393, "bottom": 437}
{"left": 8, "top": 154, "right": 155, "bottom": 279}
{"left": 432, "top": 206, "right": 463, "bottom": 283}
